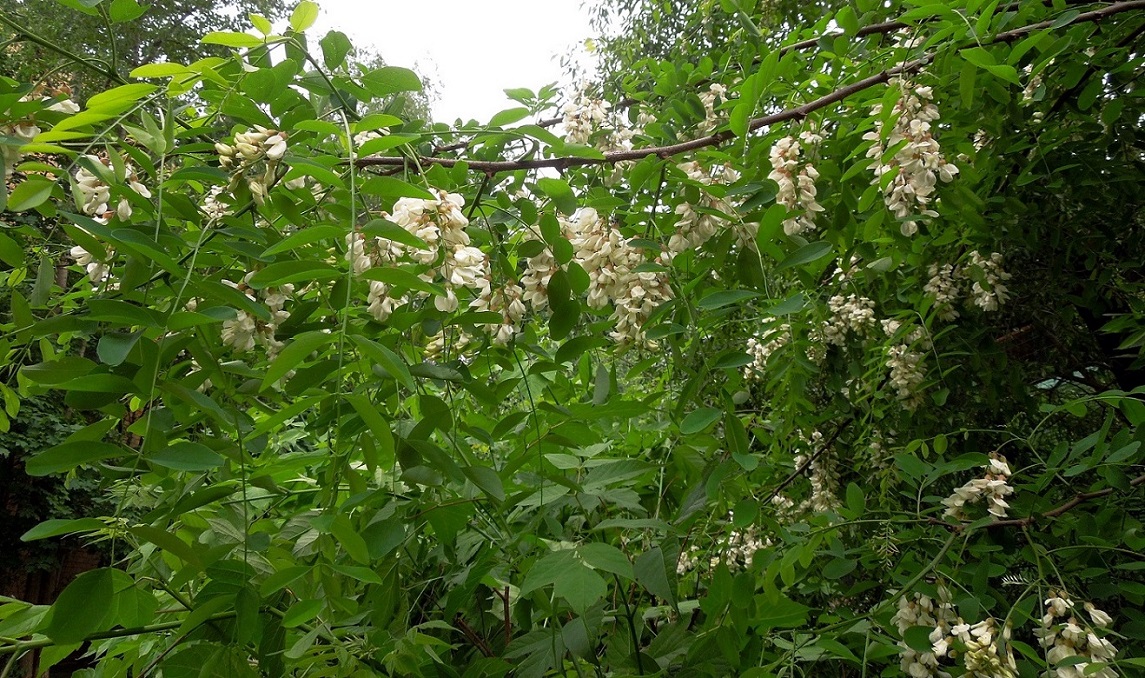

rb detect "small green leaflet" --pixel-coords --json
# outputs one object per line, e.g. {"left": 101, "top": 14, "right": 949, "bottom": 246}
{"left": 777, "top": 241, "right": 833, "bottom": 271}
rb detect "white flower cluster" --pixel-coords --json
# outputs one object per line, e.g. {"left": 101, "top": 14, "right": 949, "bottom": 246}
{"left": 822, "top": 293, "right": 878, "bottom": 345}
{"left": 966, "top": 251, "right": 1012, "bottom": 312}
{"left": 347, "top": 190, "right": 491, "bottom": 327}
{"left": 470, "top": 277, "right": 527, "bottom": 345}
{"left": 668, "top": 161, "right": 757, "bottom": 257}
{"left": 70, "top": 245, "right": 115, "bottom": 287}
{"left": 768, "top": 130, "right": 825, "bottom": 236}
{"left": 565, "top": 207, "right": 674, "bottom": 345}
{"left": 676, "top": 513, "right": 770, "bottom": 575}
{"left": 863, "top": 78, "right": 959, "bottom": 236}
{"left": 216, "top": 126, "right": 288, "bottom": 204}
{"left": 561, "top": 88, "right": 612, "bottom": 146}
{"left": 220, "top": 274, "right": 294, "bottom": 358}
{"left": 882, "top": 318, "right": 931, "bottom": 410}
{"left": 696, "top": 83, "right": 728, "bottom": 136}
{"left": 925, "top": 252, "right": 1012, "bottom": 318}
{"left": 1036, "top": 593, "right": 1119, "bottom": 678}
{"left": 924, "top": 263, "right": 962, "bottom": 321}
{"left": 74, "top": 155, "right": 152, "bottom": 223}
{"left": 2, "top": 92, "right": 79, "bottom": 178}
{"left": 201, "top": 185, "right": 231, "bottom": 222}
{"left": 942, "top": 454, "right": 1014, "bottom": 521}
{"left": 520, "top": 241, "right": 559, "bottom": 312}
{"left": 892, "top": 586, "right": 960, "bottom": 678}
{"left": 893, "top": 586, "right": 1016, "bottom": 678}
{"left": 743, "top": 323, "right": 790, "bottom": 381}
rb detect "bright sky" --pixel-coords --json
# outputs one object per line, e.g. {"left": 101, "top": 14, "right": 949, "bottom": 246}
{"left": 310, "top": 0, "right": 596, "bottom": 123}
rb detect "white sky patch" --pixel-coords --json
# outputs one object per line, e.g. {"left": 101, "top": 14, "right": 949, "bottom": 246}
{"left": 311, "top": 0, "right": 596, "bottom": 124}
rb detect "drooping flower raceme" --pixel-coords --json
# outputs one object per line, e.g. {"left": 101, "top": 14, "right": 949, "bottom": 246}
{"left": 73, "top": 155, "right": 152, "bottom": 223}
{"left": 942, "top": 454, "right": 1014, "bottom": 520}
{"left": 561, "top": 87, "right": 612, "bottom": 146}
{"left": 220, "top": 274, "right": 294, "bottom": 359}
{"left": 1036, "top": 593, "right": 1119, "bottom": 678}
{"left": 966, "top": 251, "right": 1012, "bottom": 312}
{"left": 863, "top": 77, "right": 959, "bottom": 236}
{"left": 768, "top": 130, "right": 825, "bottom": 236}
{"left": 565, "top": 207, "right": 674, "bottom": 345}
{"left": 743, "top": 323, "right": 791, "bottom": 381}
{"left": 668, "top": 161, "right": 758, "bottom": 257}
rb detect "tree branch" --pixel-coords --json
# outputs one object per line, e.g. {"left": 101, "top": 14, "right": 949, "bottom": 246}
{"left": 357, "top": 1, "right": 1145, "bottom": 176}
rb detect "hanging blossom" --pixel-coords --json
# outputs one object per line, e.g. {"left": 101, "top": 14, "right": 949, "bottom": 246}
{"left": 882, "top": 318, "right": 930, "bottom": 410}
{"left": 70, "top": 245, "right": 115, "bottom": 288}
{"left": 924, "top": 263, "right": 962, "bottom": 321}
{"left": 2, "top": 90, "right": 80, "bottom": 178}
{"left": 520, "top": 240, "right": 559, "bottom": 312}
{"left": 767, "top": 129, "right": 825, "bottom": 236}
{"left": 470, "top": 277, "right": 527, "bottom": 345}
{"left": 925, "top": 252, "right": 1012, "bottom": 318}
{"left": 201, "top": 185, "right": 231, "bottom": 222}
{"left": 695, "top": 83, "right": 728, "bottom": 136}
{"left": 770, "top": 430, "right": 840, "bottom": 515}
{"left": 74, "top": 155, "right": 152, "bottom": 223}
{"left": 220, "top": 274, "right": 294, "bottom": 359}
{"left": 892, "top": 585, "right": 960, "bottom": 678}
{"left": 942, "top": 454, "right": 1014, "bottom": 521}
{"left": 565, "top": 207, "right": 674, "bottom": 345}
{"left": 216, "top": 125, "right": 288, "bottom": 204}
{"left": 347, "top": 190, "right": 490, "bottom": 324}
{"left": 966, "top": 251, "right": 1011, "bottom": 311}
{"left": 561, "top": 87, "right": 612, "bottom": 146}
{"left": 1036, "top": 593, "right": 1119, "bottom": 678}
{"left": 668, "top": 161, "right": 757, "bottom": 258}
{"left": 743, "top": 323, "right": 790, "bottom": 381}
{"left": 863, "top": 77, "right": 959, "bottom": 236}
{"left": 425, "top": 328, "right": 472, "bottom": 362}
{"left": 822, "top": 293, "right": 877, "bottom": 345}
{"left": 676, "top": 512, "right": 771, "bottom": 576}
{"left": 893, "top": 586, "right": 1017, "bottom": 678}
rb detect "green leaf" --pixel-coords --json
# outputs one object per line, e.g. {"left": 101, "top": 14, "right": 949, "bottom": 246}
{"left": 21, "top": 518, "right": 107, "bottom": 542}
{"left": 320, "top": 30, "right": 353, "bottom": 69}
{"left": 26, "top": 441, "right": 128, "bottom": 475}
{"left": 554, "top": 564, "right": 606, "bottom": 614}
{"left": 777, "top": 241, "right": 833, "bottom": 271}
{"left": 7, "top": 178, "right": 56, "bottom": 212}
{"left": 130, "top": 62, "right": 193, "bottom": 79}
{"left": 86, "top": 83, "right": 158, "bottom": 112}
{"left": 108, "top": 0, "right": 147, "bottom": 23}
{"left": 536, "top": 178, "right": 577, "bottom": 215}
{"left": 489, "top": 107, "right": 530, "bottom": 127}
{"left": 130, "top": 525, "right": 202, "bottom": 565}
{"left": 96, "top": 331, "right": 142, "bottom": 366}
{"left": 360, "top": 217, "right": 430, "bottom": 248}
{"left": 635, "top": 547, "right": 676, "bottom": 609}
{"left": 44, "top": 569, "right": 114, "bottom": 643}
{"left": 282, "top": 599, "right": 323, "bottom": 628}
{"left": 0, "top": 232, "right": 24, "bottom": 267}
{"left": 579, "top": 543, "right": 633, "bottom": 580}
{"left": 247, "top": 261, "right": 341, "bottom": 288}
{"left": 360, "top": 67, "right": 422, "bottom": 98}
{"left": 202, "top": 31, "right": 265, "bottom": 49}
{"left": 697, "top": 289, "right": 759, "bottom": 310}
{"left": 361, "top": 267, "right": 444, "bottom": 297}
{"left": 331, "top": 516, "right": 371, "bottom": 565}
{"left": 680, "top": 407, "right": 722, "bottom": 434}
{"left": 148, "top": 442, "right": 225, "bottom": 472}
{"left": 350, "top": 336, "right": 414, "bottom": 389}
{"left": 262, "top": 331, "right": 333, "bottom": 389}
{"left": 262, "top": 225, "right": 343, "bottom": 257}
{"left": 289, "top": 1, "right": 320, "bottom": 32}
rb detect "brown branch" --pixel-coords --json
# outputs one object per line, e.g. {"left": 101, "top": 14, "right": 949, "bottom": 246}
{"left": 763, "top": 417, "right": 853, "bottom": 506}
{"left": 454, "top": 615, "right": 493, "bottom": 657}
{"left": 357, "top": 1, "right": 1145, "bottom": 176}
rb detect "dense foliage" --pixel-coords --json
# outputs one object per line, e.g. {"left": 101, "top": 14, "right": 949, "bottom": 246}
{"left": 0, "top": 0, "right": 1143, "bottom": 676}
